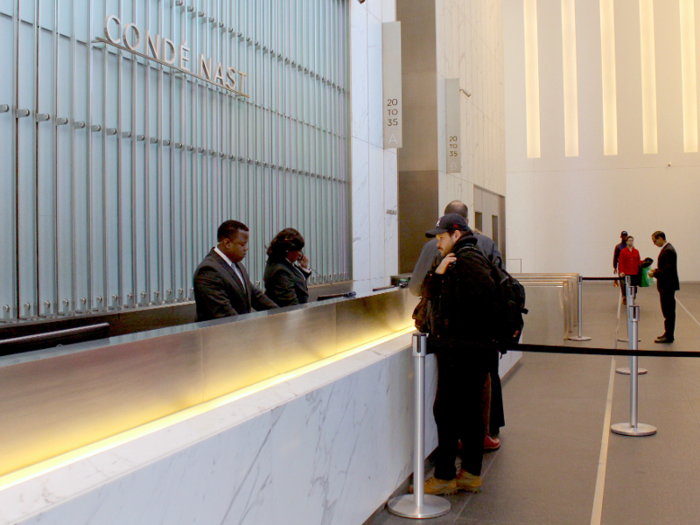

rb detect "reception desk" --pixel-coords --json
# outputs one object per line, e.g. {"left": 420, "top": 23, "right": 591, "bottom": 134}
{"left": 0, "top": 288, "right": 520, "bottom": 525}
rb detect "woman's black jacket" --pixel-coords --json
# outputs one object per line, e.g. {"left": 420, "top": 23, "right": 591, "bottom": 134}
{"left": 263, "top": 257, "right": 311, "bottom": 306}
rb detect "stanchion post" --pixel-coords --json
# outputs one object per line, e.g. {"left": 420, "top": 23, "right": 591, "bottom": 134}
{"left": 388, "top": 333, "right": 451, "bottom": 519}
{"left": 611, "top": 306, "right": 657, "bottom": 436}
{"left": 566, "top": 274, "right": 591, "bottom": 341}
{"left": 617, "top": 276, "right": 647, "bottom": 374}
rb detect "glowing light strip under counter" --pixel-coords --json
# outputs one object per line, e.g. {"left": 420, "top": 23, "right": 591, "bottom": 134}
{"left": 524, "top": 0, "right": 541, "bottom": 158}
{"left": 600, "top": 0, "right": 618, "bottom": 155}
{"left": 679, "top": 0, "right": 698, "bottom": 152}
{"left": 0, "top": 326, "right": 415, "bottom": 492}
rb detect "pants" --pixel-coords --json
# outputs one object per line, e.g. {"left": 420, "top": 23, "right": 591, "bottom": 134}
{"left": 489, "top": 350, "right": 505, "bottom": 434}
{"left": 659, "top": 290, "right": 676, "bottom": 338}
{"left": 433, "top": 350, "right": 490, "bottom": 480}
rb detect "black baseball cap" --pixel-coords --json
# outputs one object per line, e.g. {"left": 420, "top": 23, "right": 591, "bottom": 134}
{"left": 425, "top": 213, "right": 469, "bottom": 238}
{"left": 621, "top": 231, "right": 628, "bottom": 237}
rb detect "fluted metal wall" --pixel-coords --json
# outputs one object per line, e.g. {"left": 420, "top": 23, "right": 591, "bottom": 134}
{"left": 0, "top": 0, "right": 349, "bottom": 322}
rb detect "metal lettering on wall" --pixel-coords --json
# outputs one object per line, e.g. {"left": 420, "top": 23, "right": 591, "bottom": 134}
{"left": 0, "top": 0, "right": 349, "bottom": 323}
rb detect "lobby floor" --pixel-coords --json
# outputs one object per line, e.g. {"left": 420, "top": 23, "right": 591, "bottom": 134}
{"left": 368, "top": 283, "right": 700, "bottom": 525}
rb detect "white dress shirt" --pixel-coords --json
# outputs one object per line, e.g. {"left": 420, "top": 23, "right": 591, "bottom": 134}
{"left": 214, "top": 247, "right": 246, "bottom": 291}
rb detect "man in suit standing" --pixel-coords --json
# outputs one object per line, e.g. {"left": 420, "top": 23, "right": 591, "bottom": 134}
{"left": 649, "top": 231, "right": 680, "bottom": 343}
{"left": 194, "top": 220, "right": 278, "bottom": 322}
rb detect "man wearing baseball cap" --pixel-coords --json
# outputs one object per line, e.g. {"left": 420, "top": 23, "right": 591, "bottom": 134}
{"left": 614, "top": 231, "right": 629, "bottom": 302}
{"left": 416, "top": 213, "right": 499, "bottom": 495}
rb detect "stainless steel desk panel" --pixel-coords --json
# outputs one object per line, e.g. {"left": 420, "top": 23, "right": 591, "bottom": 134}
{"left": 0, "top": 329, "right": 203, "bottom": 477}
{"left": 336, "top": 291, "right": 418, "bottom": 351}
{"left": 519, "top": 285, "right": 566, "bottom": 344}
{"left": 200, "top": 303, "right": 338, "bottom": 401}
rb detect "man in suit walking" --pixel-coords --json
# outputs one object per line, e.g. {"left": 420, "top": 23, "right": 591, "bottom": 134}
{"left": 649, "top": 231, "right": 680, "bottom": 343}
{"left": 194, "top": 220, "right": 278, "bottom": 322}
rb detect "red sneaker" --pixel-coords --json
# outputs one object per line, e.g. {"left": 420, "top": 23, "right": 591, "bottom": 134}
{"left": 484, "top": 435, "right": 501, "bottom": 451}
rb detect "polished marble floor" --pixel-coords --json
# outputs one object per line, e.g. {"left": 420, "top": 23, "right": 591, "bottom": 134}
{"left": 367, "top": 283, "right": 700, "bottom": 525}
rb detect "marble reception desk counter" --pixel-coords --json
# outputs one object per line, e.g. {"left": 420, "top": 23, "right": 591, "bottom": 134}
{"left": 0, "top": 290, "right": 417, "bottom": 479}
{"left": 0, "top": 287, "right": 520, "bottom": 525}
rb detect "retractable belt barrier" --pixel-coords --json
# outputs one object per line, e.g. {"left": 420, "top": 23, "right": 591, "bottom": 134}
{"left": 392, "top": 279, "right": 692, "bottom": 515}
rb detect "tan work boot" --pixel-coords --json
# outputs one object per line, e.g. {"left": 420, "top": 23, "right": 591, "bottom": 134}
{"left": 409, "top": 476, "right": 458, "bottom": 495}
{"left": 456, "top": 469, "right": 482, "bottom": 492}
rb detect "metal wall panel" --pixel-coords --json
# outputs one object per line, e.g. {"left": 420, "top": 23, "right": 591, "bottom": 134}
{"left": 0, "top": 0, "right": 349, "bottom": 323}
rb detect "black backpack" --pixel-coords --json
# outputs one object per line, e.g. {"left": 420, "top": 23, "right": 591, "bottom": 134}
{"left": 464, "top": 246, "right": 528, "bottom": 348}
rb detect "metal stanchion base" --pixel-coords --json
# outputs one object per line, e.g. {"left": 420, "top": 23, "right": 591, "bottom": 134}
{"left": 566, "top": 335, "right": 592, "bottom": 341}
{"left": 616, "top": 367, "right": 647, "bottom": 375}
{"left": 611, "top": 422, "right": 657, "bottom": 436}
{"left": 387, "top": 494, "right": 451, "bottom": 519}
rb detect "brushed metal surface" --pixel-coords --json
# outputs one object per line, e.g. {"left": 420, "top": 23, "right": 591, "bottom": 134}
{"left": 0, "top": 289, "right": 415, "bottom": 477}
{"left": 336, "top": 291, "right": 417, "bottom": 351}
{"left": 519, "top": 285, "right": 566, "bottom": 344}
{"left": 200, "top": 303, "right": 338, "bottom": 401}
{"left": 0, "top": 330, "right": 203, "bottom": 477}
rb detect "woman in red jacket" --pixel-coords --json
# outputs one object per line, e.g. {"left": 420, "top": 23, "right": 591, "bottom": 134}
{"left": 618, "top": 235, "right": 641, "bottom": 303}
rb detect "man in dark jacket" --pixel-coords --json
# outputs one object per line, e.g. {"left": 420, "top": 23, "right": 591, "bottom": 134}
{"left": 418, "top": 213, "right": 498, "bottom": 495}
{"left": 649, "top": 231, "right": 680, "bottom": 343}
{"left": 409, "top": 200, "right": 506, "bottom": 445}
{"left": 194, "top": 220, "right": 278, "bottom": 322}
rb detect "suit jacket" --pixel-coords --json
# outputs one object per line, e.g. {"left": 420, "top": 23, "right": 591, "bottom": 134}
{"left": 654, "top": 243, "right": 680, "bottom": 293}
{"left": 263, "top": 257, "right": 311, "bottom": 306}
{"left": 408, "top": 231, "right": 504, "bottom": 297}
{"left": 193, "top": 249, "right": 278, "bottom": 322}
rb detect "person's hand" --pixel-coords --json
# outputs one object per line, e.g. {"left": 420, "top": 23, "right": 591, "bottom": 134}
{"left": 435, "top": 254, "right": 456, "bottom": 275}
{"left": 619, "top": 272, "right": 625, "bottom": 278}
{"left": 649, "top": 269, "right": 655, "bottom": 277}
{"left": 298, "top": 253, "right": 310, "bottom": 269}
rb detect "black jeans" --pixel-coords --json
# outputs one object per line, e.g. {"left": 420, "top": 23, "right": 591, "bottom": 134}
{"left": 433, "top": 349, "right": 490, "bottom": 480}
{"left": 659, "top": 290, "right": 676, "bottom": 338}
{"left": 489, "top": 349, "right": 505, "bottom": 434}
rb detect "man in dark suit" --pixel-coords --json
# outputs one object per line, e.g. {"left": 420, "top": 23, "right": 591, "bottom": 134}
{"left": 194, "top": 220, "right": 278, "bottom": 322}
{"left": 649, "top": 231, "right": 680, "bottom": 343}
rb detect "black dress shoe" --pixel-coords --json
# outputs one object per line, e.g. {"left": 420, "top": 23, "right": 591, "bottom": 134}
{"left": 655, "top": 336, "right": 674, "bottom": 343}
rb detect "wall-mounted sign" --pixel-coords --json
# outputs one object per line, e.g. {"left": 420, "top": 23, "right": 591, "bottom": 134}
{"left": 382, "top": 22, "right": 402, "bottom": 149}
{"left": 445, "top": 78, "right": 461, "bottom": 173}
{"left": 98, "top": 15, "right": 248, "bottom": 98}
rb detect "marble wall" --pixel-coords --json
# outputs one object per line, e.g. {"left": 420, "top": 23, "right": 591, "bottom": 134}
{"left": 396, "top": 0, "right": 506, "bottom": 271}
{"left": 436, "top": 0, "right": 506, "bottom": 226}
{"left": 351, "top": 0, "right": 400, "bottom": 294}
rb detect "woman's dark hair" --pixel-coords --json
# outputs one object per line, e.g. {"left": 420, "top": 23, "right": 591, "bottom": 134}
{"left": 267, "top": 228, "right": 305, "bottom": 259}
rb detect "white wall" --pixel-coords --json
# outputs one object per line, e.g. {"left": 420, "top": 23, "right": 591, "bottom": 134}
{"left": 505, "top": 0, "right": 700, "bottom": 280}
{"left": 351, "top": 0, "right": 400, "bottom": 294}
{"left": 436, "top": 0, "right": 506, "bottom": 226}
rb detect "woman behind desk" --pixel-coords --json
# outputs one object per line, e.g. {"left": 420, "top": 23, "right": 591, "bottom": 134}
{"left": 264, "top": 228, "right": 312, "bottom": 306}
